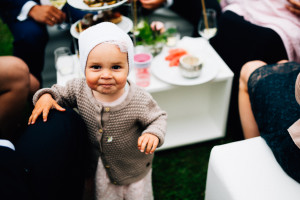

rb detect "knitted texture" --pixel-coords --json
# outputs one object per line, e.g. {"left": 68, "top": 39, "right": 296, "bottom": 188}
{"left": 33, "top": 79, "right": 167, "bottom": 185}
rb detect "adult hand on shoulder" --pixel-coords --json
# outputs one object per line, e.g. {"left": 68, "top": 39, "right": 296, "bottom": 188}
{"left": 286, "top": 0, "right": 300, "bottom": 17}
{"left": 138, "top": 133, "right": 159, "bottom": 154}
{"left": 28, "top": 93, "right": 65, "bottom": 125}
{"left": 28, "top": 5, "right": 66, "bottom": 26}
{"left": 139, "top": 0, "right": 166, "bottom": 10}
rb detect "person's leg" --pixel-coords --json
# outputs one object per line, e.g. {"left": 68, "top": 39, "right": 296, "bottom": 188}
{"left": 238, "top": 60, "right": 266, "bottom": 139}
{"left": 0, "top": 56, "right": 31, "bottom": 143}
{"left": 0, "top": 147, "right": 31, "bottom": 200}
{"left": 7, "top": 19, "right": 49, "bottom": 84}
{"left": 210, "top": 11, "right": 288, "bottom": 140}
{"left": 16, "top": 108, "right": 88, "bottom": 200}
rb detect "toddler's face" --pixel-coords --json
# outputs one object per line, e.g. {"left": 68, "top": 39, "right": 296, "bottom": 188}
{"left": 85, "top": 43, "right": 129, "bottom": 101}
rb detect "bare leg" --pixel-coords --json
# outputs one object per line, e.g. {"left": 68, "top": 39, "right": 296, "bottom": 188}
{"left": 0, "top": 56, "right": 31, "bottom": 142}
{"left": 238, "top": 60, "right": 267, "bottom": 139}
{"left": 277, "top": 59, "right": 289, "bottom": 64}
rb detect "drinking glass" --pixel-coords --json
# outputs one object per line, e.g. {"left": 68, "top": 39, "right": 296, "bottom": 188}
{"left": 165, "top": 22, "right": 180, "bottom": 47}
{"left": 49, "top": 0, "right": 69, "bottom": 30}
{"left": 54, "top": 47, "right": 74, "bottom": 76}
{"left": 198, "top": 9, "right": 217, "bottom": 41}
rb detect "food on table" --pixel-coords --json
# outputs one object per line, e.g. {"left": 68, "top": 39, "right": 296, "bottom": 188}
{"left": 104, "top": 0, "right": 117, "bottom": 5}
{"left": 83, "top": 0, "right": 104, "bottom": 7}
{"left": 179, "top": 55, "right": 203, "bottom": 78}
{"left": 83, "top": 0, "right": 119, "bottom": 7}
{"left": 76, "top": 11, "right": 122, "bottom": 33}
{"left": 165, "top": 48, "right": 188, "bottom": 67}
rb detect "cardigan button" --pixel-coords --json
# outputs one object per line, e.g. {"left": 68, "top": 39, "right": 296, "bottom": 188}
{"left": 105, "top": 165, "right": 110, "bottom": 169}
{"left": 98, "top": 129, "right": 103, "bottom": 133}
{"left": 106, "top": 136, "right": 113, "bottom": 142}
{"left": 104, "top": 107, "right": 110, "bottom": 112}
{"left": 113, "top": 181, "right": 117, "bottom": 185}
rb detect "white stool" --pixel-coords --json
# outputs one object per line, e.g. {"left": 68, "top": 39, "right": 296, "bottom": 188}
{"left": 205, "top": 137, "right": 300, "bottom": 200}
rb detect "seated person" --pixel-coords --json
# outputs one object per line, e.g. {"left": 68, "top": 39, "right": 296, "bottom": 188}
{"left": 209, "top": 0, "right": 300, "bottom": 139}
{"left": 0, "top": 0, "right": 87, "bottom": 85}
{"left": 0, "top": 56, "right": 88, "bottom": 200}
{"left": 239, "top": 60, "right": 300, "bottom": 183}
{"left": 0, "top": 56, "right": 39, "bottom": 142}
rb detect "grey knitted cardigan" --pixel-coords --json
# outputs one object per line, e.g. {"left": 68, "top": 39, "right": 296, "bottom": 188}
{"left": 33, "top": 78, "right": 167, "bottom": 185}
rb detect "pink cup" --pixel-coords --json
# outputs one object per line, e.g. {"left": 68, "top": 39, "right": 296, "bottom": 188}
{"left": 134, "top": 53, "right": 153, "bottom": 87}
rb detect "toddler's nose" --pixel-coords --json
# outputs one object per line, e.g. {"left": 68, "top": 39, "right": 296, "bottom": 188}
{"left": 101, "top": 69, "right": 112, "bottom": 78}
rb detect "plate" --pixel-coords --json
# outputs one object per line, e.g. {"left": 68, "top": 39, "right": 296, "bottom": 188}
{"left": 151, "top": 44, "right": 219, "bottom": 86}
{"left": 70, "top": 16, "right": 133, "bottom": 39}
{"left": 67, "top": 0, "right": 128, "bottom": 11}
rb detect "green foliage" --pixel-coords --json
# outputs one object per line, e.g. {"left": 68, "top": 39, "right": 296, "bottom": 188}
{"left": 0, "top": 19, "right": 13, "bottom": 55}
{"left": 135, "top": 20, "right": 168, "bottom": 46}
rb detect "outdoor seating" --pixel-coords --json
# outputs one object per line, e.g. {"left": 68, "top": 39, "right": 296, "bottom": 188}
{"left": 205, "top": 137, "right": 300, "bottom": 200}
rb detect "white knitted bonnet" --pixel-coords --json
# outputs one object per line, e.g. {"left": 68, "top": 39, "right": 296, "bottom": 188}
{"left": 79, "top": 22, "right": 134, "bottom": 76}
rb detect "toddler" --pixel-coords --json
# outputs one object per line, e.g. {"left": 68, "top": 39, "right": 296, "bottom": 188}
{"left": 28, "top": 22, "right": 167, "bottom": 200}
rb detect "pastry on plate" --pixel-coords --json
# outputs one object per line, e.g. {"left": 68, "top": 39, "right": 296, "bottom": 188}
{"left": 83, "top": 0, "right": 104, "bottom": 7}
{"left": 75, "top": 11, "right": 122, "bottom": 33}
{"left": 83, "top": 0, "right": 119, "bottom": 7}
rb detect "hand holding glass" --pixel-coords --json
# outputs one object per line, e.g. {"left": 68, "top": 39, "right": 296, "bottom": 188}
{"left": 198, "top": 9, "right": 217, "bottom": 40}
{"left": 49, "top": 0, "right": 68, "bottom": 30}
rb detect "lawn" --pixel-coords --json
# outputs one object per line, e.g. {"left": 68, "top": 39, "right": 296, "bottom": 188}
{"left": 0, "top": 18, "right": 236, "bottom": 200}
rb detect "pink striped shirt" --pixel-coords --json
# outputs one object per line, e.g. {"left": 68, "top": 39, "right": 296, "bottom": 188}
{"left": 221, "top": 0, "right": 300, "bottom": 62}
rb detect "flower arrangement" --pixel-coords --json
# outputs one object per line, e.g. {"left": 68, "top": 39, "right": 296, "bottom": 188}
{"left": 135, "top": 20, "right": 166, "bottom": 45}
{"left": 134, "top": 20, "right": 178, "bottom": 55}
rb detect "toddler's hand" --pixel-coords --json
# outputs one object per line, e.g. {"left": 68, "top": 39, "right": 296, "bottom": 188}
{"left": 138, "top": 133, "right": 159, "bottom": 154}
{"left": 28, "top": 93, "right": 65, "bottom": 125}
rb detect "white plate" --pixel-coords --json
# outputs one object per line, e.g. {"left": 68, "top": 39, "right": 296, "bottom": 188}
{"left": 151, "top": 45, "right": 219, "bottom": 86}
{"left": 70, "top": 16, "right": 133, "bottom": 39}
{"left": 67, "top": 0, "right": 127, "bottom": 11}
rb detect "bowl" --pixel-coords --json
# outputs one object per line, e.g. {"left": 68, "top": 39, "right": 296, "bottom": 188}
{"left": 179, "top": 55, "right": 203, "bottom": 78}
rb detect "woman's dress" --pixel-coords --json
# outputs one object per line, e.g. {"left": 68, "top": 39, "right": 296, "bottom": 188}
{"left": 248, "top": 61, "right": 300, "bottom": 183}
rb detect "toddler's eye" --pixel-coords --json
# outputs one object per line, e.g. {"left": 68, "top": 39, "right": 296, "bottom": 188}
{"left": 91, "top": 65, "right": 101, "bottom": 69}
{"left": 112, "top": 65, "right": 121, "bottom": 70}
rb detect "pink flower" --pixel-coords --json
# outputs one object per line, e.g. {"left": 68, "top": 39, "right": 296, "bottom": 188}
{"left": 150, "top": 21, "right": 165, "bottom": 34}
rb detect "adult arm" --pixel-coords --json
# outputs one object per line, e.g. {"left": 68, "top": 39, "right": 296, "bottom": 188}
{"left": 0, "top": 0, "right": 66, "bottom": 25}
{"left": 0, "top": 0, "right": 31, "bottom": 23}
{"left": 28, "top": 4, "right": 66, "bottom": 26}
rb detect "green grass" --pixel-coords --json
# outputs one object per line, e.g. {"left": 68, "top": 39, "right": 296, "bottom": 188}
{"left": 153, "top": 137, "right": 234, "bottom": 199}
{"left": 0, "top": 18, "right": 236, "bottom": 199}
{"left": 0, "top": 19, "right": 13, "bottom": 55}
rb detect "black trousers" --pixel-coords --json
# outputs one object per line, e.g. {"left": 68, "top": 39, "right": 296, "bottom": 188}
{"left": 0, "top": 108, "right": 88, "bottom": 200}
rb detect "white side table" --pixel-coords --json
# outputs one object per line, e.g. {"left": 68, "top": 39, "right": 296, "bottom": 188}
{"left": 57, "top": 37, "right": 233, "bottom": 150}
